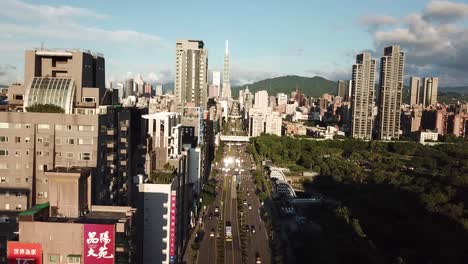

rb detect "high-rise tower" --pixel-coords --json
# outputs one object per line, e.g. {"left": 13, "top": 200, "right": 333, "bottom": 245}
{"left": 222, "top": 40, "right": 231, "bottom": 99}
{"left": 376, "top": 45, "right": 405, "bottom": 140}
{"left": 175, "top": 39, "right": 208, "bottom": 108}
{"left": 422, "top": 77, "right": 438, "bottom": 107}
{"left": 350, "top": 52, "right": 376, "bottom": 140}
{"left": 410, "top": 77, "right": 421, "bottom": 106}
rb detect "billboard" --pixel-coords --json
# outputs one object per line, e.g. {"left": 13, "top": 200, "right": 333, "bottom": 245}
{"left": 83, "top": 224, "right": 115, "bottom": 263}
{"left": 7, "top": 241, "right": 42, "bottom": 264}
{"left": 169, "top": 191, "right": 177, "bottom": 264}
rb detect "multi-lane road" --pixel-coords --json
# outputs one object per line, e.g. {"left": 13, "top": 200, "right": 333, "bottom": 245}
{"left": 198, "top": 143, "right": 271, "bottom": 264}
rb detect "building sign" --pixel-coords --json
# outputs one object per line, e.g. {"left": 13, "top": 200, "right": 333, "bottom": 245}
{"left": 7, "top": 241, "right": 42, "bottom": 264}
{"left": 83, "top": 224, "right": 115, "bottom": 263}
{"left": 169, "top": 191, "right": 177, "bottom": 264}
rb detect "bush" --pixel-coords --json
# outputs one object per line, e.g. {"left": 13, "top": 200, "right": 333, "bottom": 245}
{"left": 26, "top": 103, "right": 64, "bottom": 113}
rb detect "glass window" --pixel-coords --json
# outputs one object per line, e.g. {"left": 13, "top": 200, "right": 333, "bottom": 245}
{"left": 55, "top": 124, "right": 62, "bottom": 130}
{"left": 38, "top": 124, "right": 50, "bottom": 129}
{"left": 81, "top": 152, "right": 92, "bottom": 161}
{"left": 15, "top": 137, "right": 21, "bottom": 143}
{"left": 0, "top": 136, "right": 8, "bottom": 142}
{"left": 68, "top": 138, "right": 74, "bottom": 144}
{"left": 66, "top": 152, "right": 74, "bottom": 158}
{"left": 67, "top": 255, "right": 81, "bottom": 264}
{"left": 0, "top": 150, "right": 8, "bottom": 156}
{"left": 15, "top": 150, "right": 21, "bottom": 157}
{"left": 49, "top": 254, "right": 58, "bottom": 262}
{"left": 78, "top": 125, "right": 94, "bottom": 131}
{"left": 0, "top": 123, "right": 9, "bottom": 129}
{"left": 78, "top": 138, "right": 93, "bottom": 145}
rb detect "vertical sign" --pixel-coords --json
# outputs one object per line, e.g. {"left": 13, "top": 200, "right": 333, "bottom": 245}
{"left": 169, "top": 190, "right": 177, "bottom": 264}
{"left": 7, "top": 241, "right": 42, "bottom": 264}
{"left": 83, "top": 224, "right": 115, "bottom": 263}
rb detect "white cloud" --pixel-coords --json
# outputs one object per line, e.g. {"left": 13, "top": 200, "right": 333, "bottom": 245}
{"left": 0, "top": 0, "right": 169, "bottom": 84}
{"left": 423, "top": 0, "right": 468, "bottom": 22}
{"left": 361, "top": 1, "right": 468, "bottom": 86}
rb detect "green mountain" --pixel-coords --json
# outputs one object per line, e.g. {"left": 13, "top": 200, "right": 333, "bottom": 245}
{"left": 232, "top": 75, "right": 336, "bottom": 97}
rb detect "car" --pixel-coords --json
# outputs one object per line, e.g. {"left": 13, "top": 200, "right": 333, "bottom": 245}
{"left": 244, "top": 225, "right": 250, "bottom": 233}
{"left": 215, "top": 206, "right": 219, "bottom": 213}
{"left": 210, "top": 228, "right": 215, "bottom": 237}
{"left": 255, "top": 252, "right": 261, "bottom": 263}
{"left": 251, "top": 225, "right": 256, "bottom": 233}
{"left": 243, "top": 200, "right": 247, "bottom": 205}
{"left": 248, "top": 204, "right": 252, "bottom": 210}
{"left": 208, "top": 212, "right": 213, "bottom": 219}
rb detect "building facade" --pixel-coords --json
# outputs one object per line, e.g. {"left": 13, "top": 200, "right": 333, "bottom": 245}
{"left": 350, "top": 52, "right": 376, "bottom": 140}
{"left": 175, "top": 40, "right": 208, "bottom": 108}
{"left": 376, "top": 45, "right": 405, "bottom": 140}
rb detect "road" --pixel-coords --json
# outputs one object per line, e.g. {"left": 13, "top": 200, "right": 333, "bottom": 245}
{"left": 197, "top": 142, "right": 271, "bottom": 264}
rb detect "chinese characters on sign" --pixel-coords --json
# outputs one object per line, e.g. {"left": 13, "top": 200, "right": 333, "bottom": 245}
{"left": 83, "top": 224, "right": 115, "bottom": 264}
{"left": 169, "top": 191, "right": 177, "bottom": 264}
{"left": 7, "top": 241, "right": 42, "bottom": 264}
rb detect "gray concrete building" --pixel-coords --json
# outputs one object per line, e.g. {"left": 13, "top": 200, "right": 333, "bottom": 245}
{"left": 422, "top": 77, "right": 439, "bottom": 107}
{"left": 175, "top": 40, "right": 208, "bottom": 108}
{"left": 410, "top": 77, "right": 421, "bottom": 106}
{"left": 376, "top": 45, "right": 405, "bottom": 140}
{"left": 336, "top": 80, "right": 347, "bottom": 98}
{"left": 350, "top": 52, "right": 376, "bottom": 140}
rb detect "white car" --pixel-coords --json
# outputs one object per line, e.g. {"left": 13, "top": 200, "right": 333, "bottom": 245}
{"left": 248, "top": 205, "right": 252, "bottom": 210}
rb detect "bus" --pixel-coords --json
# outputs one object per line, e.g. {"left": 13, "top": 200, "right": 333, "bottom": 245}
{"left": 225, "top": 221, "right": 232, "bottom": 241}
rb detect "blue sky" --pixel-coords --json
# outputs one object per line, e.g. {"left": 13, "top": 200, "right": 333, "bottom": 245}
{"left": 1, "top": 0, "right": 468, "bottom": 86}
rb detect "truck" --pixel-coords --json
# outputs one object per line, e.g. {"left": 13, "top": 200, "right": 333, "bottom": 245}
{"left": 225, "top": 221, "right": 232, "bottom": 241}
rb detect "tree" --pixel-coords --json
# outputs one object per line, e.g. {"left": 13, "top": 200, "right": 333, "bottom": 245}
{"left": 26, "top": 103, "right": 64, "bottom": 113}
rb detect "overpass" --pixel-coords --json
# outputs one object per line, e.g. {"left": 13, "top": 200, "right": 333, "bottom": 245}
{"left": 219, "top": 135, "right": 251, "bottom": 142}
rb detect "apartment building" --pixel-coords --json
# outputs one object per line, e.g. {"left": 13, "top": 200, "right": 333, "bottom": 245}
{"left": 376, "top": 45, "right": 405, "bottom": 140}
{"left": 175, "top": 40, "right": 208, "bottom": 108}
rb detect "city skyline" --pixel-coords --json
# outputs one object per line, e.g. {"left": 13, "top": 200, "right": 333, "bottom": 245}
{"left": 1, "top": 0, "right": 468, "bottom": 87}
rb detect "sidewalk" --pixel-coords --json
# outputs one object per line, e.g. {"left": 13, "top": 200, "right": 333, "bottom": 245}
{"left": 181, "top": 223, "right": 201, "bottom": 264}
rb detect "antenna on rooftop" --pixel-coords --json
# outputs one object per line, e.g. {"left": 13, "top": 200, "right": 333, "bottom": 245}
{"left": 40, "top": 42, "right": 44, "bottom": 51}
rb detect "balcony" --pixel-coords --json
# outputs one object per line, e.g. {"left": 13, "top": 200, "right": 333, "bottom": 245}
{"left": 119, "top": 149, "right": 127, "bottom": 155}
{"left": 106, "top": 142, "right": 115, "bottom": 148}
{"left": 121, "top": 126, "right": 128, "bottom": 131}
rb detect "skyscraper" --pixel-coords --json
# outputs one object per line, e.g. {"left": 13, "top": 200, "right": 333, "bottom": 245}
{"left": 336, "top": 80, "right": 347, "bottom": 98}
{"left": 175, "top": 39, "right": 208, "bottom": 108}
{"left": 222, "top": 40, "right": 231, "bottom": 99}
{"left": 410, "top": 77, "right": 421, "bottom": 106}
{"left": 422, "top": 77, "right": 438, "bottom": 107}
{"left": 254, "top": 90, "right": 269, "bottom": 109}
{"left": 212, "top": 71, "right": 221, "bottom": 87}
{"left": 125, "top": 78, "right": 134, "bottom": 98}
{"left": 376, "top": 45, "right": 405, "bottom": 140}
{"left": 155, "top": 84, "right": 163, "bottom": 96}
{"left": 350, "top": 52, "right": 376, "bottom": 140}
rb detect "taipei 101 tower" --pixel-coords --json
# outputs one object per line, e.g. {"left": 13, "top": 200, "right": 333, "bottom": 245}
{"left": 222, "top": 40, "right": 232, "bottom": 99}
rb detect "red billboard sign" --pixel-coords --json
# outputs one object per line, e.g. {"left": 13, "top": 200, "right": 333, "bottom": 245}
{"left": 169, "top": 191, "right": 177, "bottom": 263}
{"left": 7, "top": 241, "right": 42, "bottom": 264}
{"left": 83, "top": 224, "right": 115, "bottom": 263}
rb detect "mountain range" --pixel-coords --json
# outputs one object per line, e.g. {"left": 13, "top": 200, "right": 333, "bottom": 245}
{"left": 232, "top": 75, "right": 336, "bottom": 98}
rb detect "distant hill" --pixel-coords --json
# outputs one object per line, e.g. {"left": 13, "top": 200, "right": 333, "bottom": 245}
{"left": 232, "top": 75, "right": 336, "bottom": 97}
{"left": 439, "top": 86, "right": 468, "bottom": 95}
